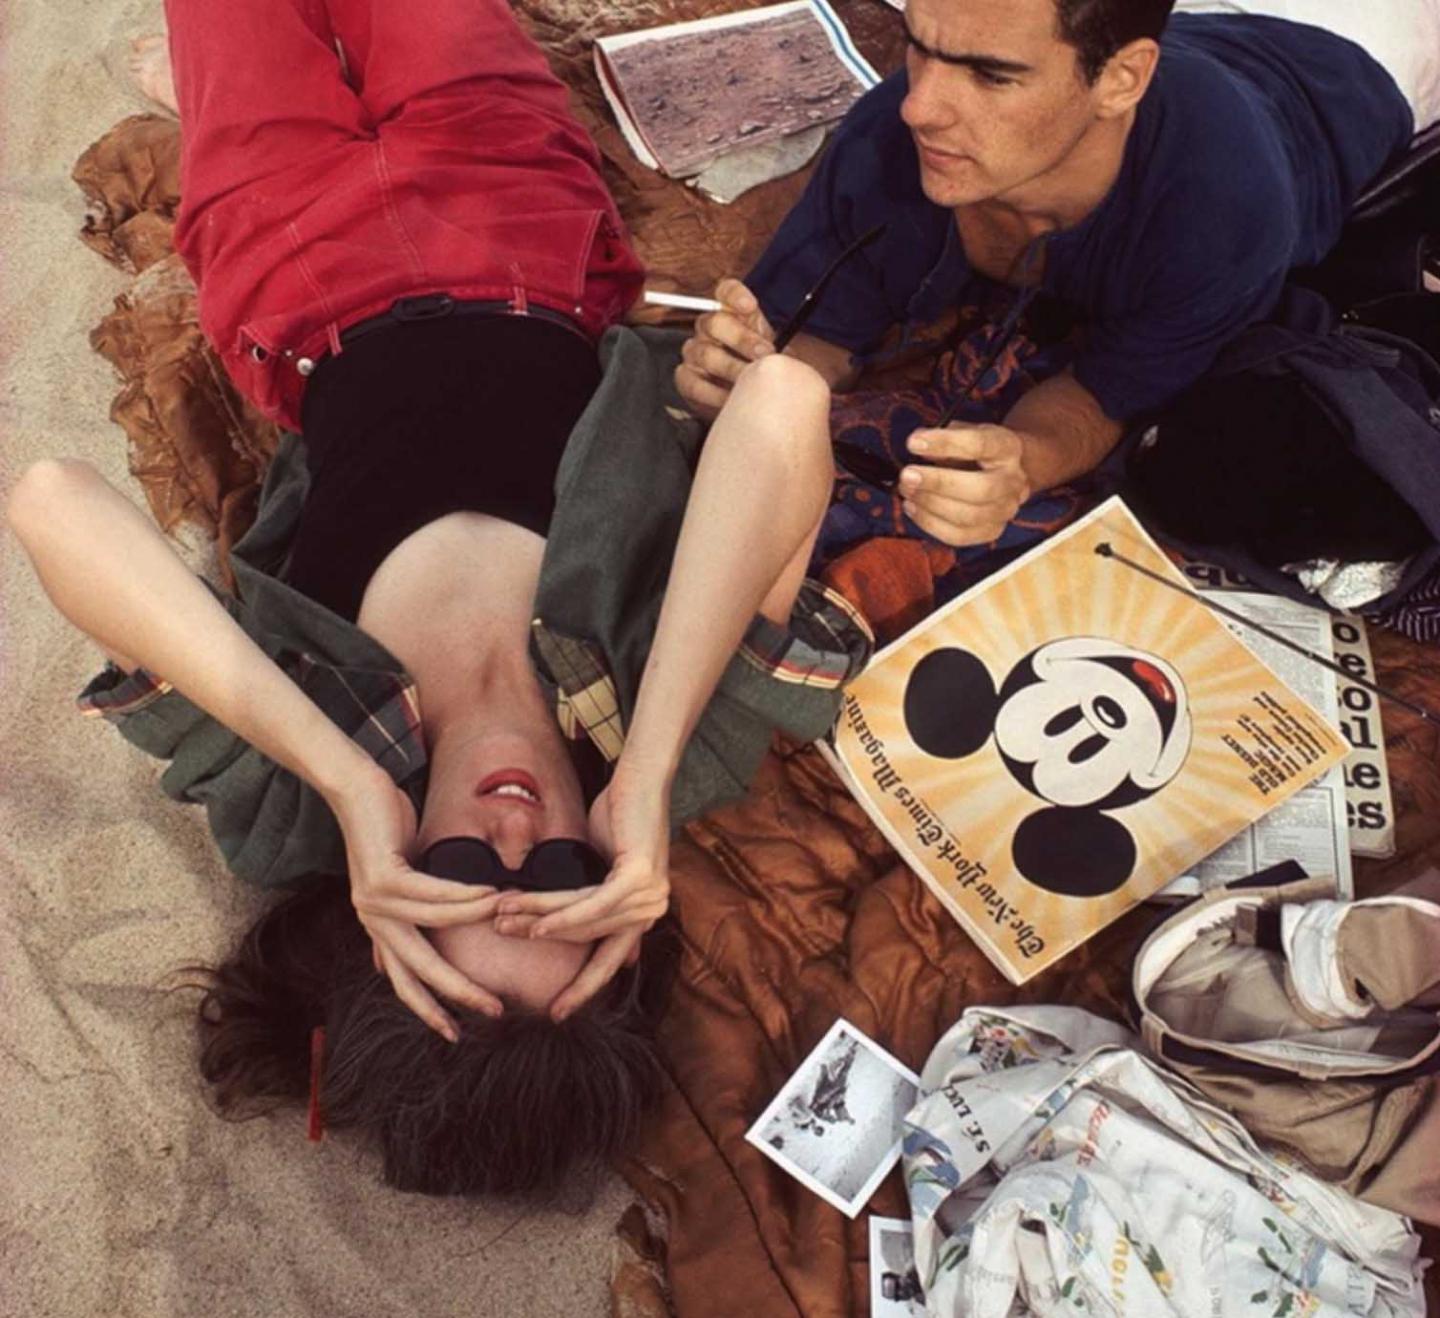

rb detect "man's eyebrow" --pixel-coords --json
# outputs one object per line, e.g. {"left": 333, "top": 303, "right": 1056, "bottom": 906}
{"left": 903, "top": 27, "right": 1033, "bottom": 75}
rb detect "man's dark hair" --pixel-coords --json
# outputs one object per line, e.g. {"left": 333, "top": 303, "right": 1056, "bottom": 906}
{"left": 1055, "top": 0, "right": 1176, "bottom": 82}
{"left": 188, "top": 881, "right": 674, "bottom": 1197}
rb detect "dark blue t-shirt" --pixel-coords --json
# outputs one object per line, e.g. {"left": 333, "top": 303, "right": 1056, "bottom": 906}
{"left": 748, "top": 14, "right": 1413, "bottom": 421}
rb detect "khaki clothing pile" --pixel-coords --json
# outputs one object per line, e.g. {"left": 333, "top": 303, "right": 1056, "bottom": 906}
{"left": 1134, "top": 869, "right": 1440, "bottom": 1224}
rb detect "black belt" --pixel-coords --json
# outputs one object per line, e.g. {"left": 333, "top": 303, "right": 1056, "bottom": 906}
{"left": 339, "top": 293, "right": 587, "bottom": 349}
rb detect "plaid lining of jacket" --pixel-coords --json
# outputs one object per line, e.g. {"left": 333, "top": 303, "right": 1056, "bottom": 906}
{"left": 530, "top": 583, "right": 873, "bottom": 766}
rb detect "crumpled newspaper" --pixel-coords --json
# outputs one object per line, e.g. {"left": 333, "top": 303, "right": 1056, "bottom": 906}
{"left": 1287, "top": 559, "right": 1409, "bottom": 611}
{"left": 902, "top": 1005, "right": 1426, "bottom": 1317}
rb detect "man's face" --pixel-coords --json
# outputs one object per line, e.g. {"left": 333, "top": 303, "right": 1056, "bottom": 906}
{"left": 900, "top": 0, "right": 1102, "bottom": 209}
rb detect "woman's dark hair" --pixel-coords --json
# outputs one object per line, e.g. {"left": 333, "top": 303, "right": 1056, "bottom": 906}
{"left": 188, "top": 881, "right": 675, "bottom": 1197}
{"left": 1054, "top": 0, "right": 1176, "bottom": 82}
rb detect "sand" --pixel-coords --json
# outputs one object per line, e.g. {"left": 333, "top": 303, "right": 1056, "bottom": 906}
{"left": 0, "top": 4, "right": 631, "bottom": 1315}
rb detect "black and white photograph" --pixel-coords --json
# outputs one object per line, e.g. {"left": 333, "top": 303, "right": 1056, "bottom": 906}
{"left": 869, "top": 1215, "right": 926, "bottom": 1317}
{"left": 745, "top": 1019, "right": 920, "bottom": 1217}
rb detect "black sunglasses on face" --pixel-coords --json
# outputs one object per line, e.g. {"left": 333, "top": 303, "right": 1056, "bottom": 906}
{"left": 420, "top": 836, "right": 608, "bottom": 893}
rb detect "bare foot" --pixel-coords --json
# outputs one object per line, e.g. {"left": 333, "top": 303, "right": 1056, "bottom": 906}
{"left": 129, "top": 34, "right": 178, "bottom": 115}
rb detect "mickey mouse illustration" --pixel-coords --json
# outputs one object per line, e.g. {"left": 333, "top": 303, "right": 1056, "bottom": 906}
{"left": 902, "top": 638, "right": 1192, "bottom": 897}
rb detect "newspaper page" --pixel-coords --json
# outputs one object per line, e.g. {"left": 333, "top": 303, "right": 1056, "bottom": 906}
{"left": 1330, "top": 616, "right": 1397, "bottom": 858}
{"left": 824, "top": 498, "right": 1348, "bottom": 984}
{"left": 1161, "top": 591, "right": 1352, "bottom": 899}
{"left": 593, "top": 0, "right": 877, "bottom": 179}
{"left": 1179, "top": 562, "right": 1397, "bottom": 861}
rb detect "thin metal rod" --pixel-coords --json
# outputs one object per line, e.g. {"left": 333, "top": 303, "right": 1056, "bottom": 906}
{"left": 1095, "top": 543, "right": 1440, "bottom": 727}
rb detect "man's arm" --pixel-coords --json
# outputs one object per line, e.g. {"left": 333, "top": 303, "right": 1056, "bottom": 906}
{"left": 898, "top": 371, "right": 1122, "bottom": 547}
{"left": 1007, "top": 370, "right": 1123, "bottom": 490}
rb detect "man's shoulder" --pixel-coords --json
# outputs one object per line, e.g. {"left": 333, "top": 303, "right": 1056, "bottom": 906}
{"left": 746, "top": 69, "right": 949, "bottom": 352}
{"left": 1120, "top": 26, "right": 1302, "bottom": 272}
{"left": 1147, "top": 12, "right": 1412, "bottom": 203}
{"left": 1145, "top": 22, "right": 1292, "bottom": 182}
{"left": 834, "top": 70, "right": 909, "bottom": 143}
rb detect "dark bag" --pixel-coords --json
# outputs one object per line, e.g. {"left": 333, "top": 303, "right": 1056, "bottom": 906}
{"left": 1302, "top": 121, "right": 1440, "bottom": 309}
{"left": 1125, "top": 285, "right": 1440, "bottom": 617}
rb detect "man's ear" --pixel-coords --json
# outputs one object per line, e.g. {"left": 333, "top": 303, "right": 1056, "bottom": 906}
{"left": 1094, "top": 37, "right": 1160, "bottom": 119}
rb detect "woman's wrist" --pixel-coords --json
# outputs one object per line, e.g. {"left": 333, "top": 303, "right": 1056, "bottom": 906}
{"left": 616, "top": 697, "right": 690, "bottom": 787}
{"left": 315, "top": 742, "right": 393, "bottom": 819}
{"left": 611, "top": 744, "right": 677, "bottom": 796}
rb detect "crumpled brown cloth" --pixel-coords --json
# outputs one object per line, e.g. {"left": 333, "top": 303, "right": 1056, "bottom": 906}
{"left": 73, "top": 115, "right": 277, "bottom": 587}
{"left": 622, "top": 742, "right": 1154, "bottom": 1318}
{"left": 621, "top": 551, "right": 1440, "bottom": 1315}
{"left": 624, "top": 720, "right": 1440, "bottom": 1316}
{"left": 69, "top": 5, "right": 1440, "bottom": 1313}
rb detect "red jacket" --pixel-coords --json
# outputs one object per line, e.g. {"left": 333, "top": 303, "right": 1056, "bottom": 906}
{"left": 170, "top": 0, "right": 643, "bottom": 430}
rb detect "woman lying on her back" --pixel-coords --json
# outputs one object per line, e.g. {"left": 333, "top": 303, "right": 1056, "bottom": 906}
{"left": 8, "top": 0, "right": 868, "bottom": 1196}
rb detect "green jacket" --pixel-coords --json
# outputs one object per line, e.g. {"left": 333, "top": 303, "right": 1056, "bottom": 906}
{"left": 80, "top": 327, "right": 872, "bottom": 887}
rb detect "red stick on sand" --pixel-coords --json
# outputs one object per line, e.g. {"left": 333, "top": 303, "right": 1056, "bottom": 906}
{"left": 307, "top": 1025, "right": 326, "bottom": 1142}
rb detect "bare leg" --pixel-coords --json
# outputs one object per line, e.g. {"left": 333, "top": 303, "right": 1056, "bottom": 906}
{"left": 758, "top": 510, "right": 823, "bottom": 626}
{"left": 622, "top": 352, "right": 834, "bottom": 771}
{"left": 129, "top": 35, "right": 178, "bottom": 114}
{"left": 492, "top": 353, "right": 838, "bottom": 1004}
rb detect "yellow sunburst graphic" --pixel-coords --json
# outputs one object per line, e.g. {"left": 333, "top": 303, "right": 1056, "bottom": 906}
{"left": 832, "top": 499, "right": 1348, "bottom": 983}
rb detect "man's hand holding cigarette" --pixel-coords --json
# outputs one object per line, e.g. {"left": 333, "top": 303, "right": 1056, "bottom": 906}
{"left": 675, "top": 279, "right": 776, "bottom": 421}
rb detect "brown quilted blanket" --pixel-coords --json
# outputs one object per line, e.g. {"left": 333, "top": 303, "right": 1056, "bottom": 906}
{"left": 73, "top": 4, "right": 1438, "bottom": 1312}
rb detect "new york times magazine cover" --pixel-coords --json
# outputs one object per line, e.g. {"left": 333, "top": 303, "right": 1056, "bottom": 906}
{"left": 825, "top": 497, "right": 1348, "bottom": 983}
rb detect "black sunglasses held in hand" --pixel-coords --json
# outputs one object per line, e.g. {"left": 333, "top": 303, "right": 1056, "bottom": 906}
{"left": 832, "top": 440, "right": 902, "bottom": 491}
{"left": 420, "top": 837, "right": 608, "bottom": 893}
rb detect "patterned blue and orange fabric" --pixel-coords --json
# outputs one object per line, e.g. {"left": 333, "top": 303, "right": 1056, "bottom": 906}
{"left": 817, "top": 288, "right": 1093, "bottom": 608}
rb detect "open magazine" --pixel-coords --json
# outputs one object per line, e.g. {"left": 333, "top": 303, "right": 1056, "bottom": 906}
{"left": 822, "top": 498, "right": 1348, "bottom": 984}
{"left": 593, "top": 0, "right": 877, "bottom": 185}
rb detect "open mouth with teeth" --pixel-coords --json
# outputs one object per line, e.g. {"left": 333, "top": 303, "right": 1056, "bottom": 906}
{"left": 474, "top": 769, "right": 544, "bottom": 807}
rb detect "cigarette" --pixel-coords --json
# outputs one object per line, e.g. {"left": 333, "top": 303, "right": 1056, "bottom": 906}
{"left": 643, "top": 290, "right": 724, "bottom": 313}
